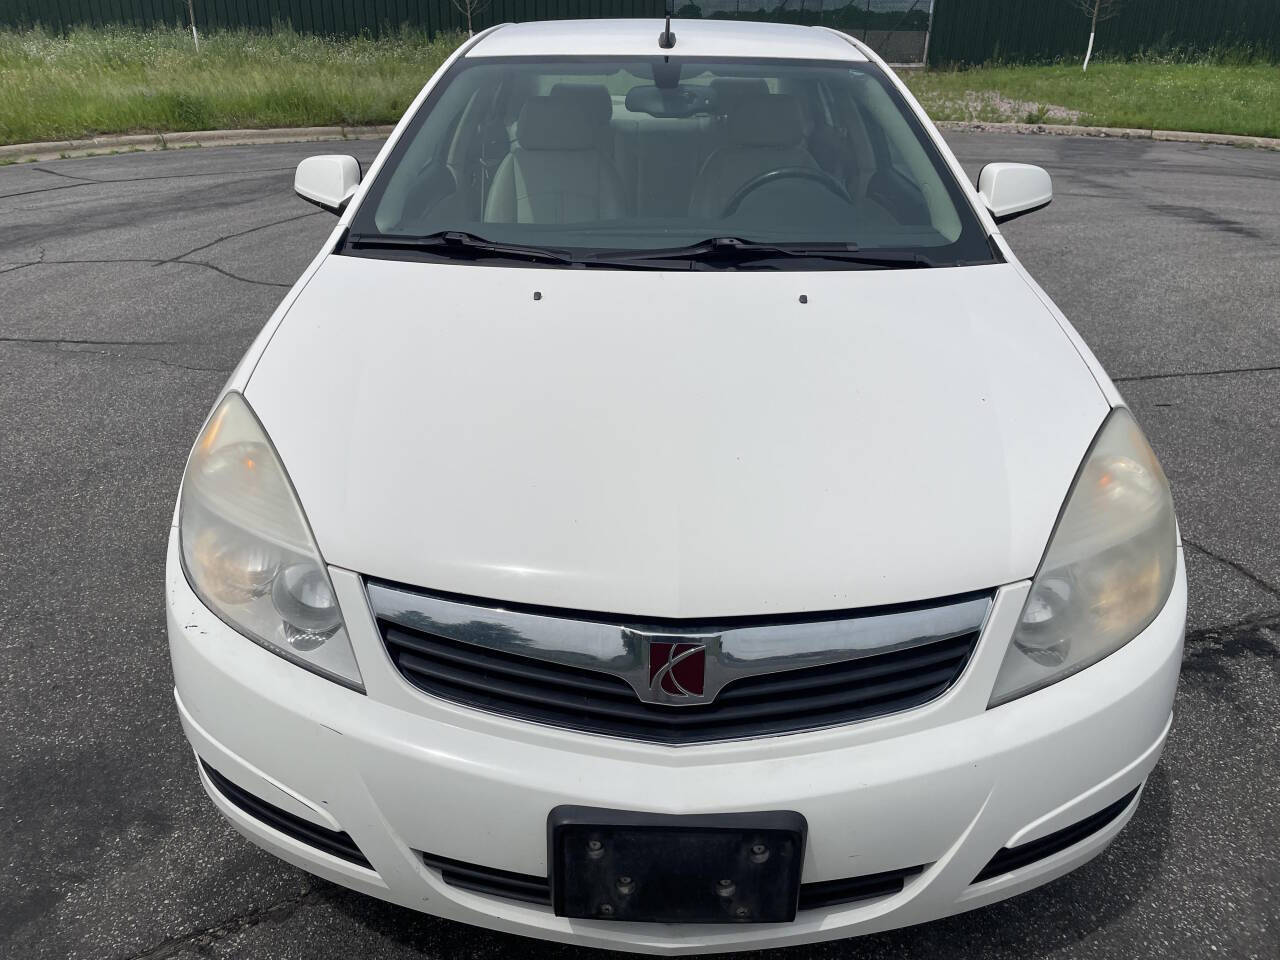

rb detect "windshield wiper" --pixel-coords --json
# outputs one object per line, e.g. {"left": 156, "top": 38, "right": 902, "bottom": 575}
{"left": 344, "top": 231, "right": 576, "bottom": 266}
{"left": 585, "top": 237, "right": 936, "bottom": 269}
{"left": 343, "top": 233, "right": 937, "bottom": 270}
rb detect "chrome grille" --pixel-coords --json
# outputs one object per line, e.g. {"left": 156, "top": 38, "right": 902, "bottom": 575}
{"left": 369, "top": 581, "right": 989, "bottom": 745}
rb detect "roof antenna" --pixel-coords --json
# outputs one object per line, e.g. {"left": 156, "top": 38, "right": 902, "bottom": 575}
{"left": 658, "top": 4, "right": 676, "bottom": 50}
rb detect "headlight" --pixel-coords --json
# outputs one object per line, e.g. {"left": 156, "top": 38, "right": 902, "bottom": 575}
{"left": 179, "top": 392, "right": 363, "bottom": 690}
{"left": 990, "top": 408, "right": 1176, "bottom": 706}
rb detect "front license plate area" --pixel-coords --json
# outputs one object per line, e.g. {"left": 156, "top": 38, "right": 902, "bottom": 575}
{"left": 549, "top": 806, "right": 807, "bottom": 923}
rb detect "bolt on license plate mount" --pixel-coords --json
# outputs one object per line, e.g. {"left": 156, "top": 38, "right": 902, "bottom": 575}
{"left": 548, "top": 806, "right": 807, "bottom": 923}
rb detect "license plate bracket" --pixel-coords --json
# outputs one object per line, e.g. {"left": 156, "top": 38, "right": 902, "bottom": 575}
{"left": 549, "top": 806, "right": 807, "bottom": 923}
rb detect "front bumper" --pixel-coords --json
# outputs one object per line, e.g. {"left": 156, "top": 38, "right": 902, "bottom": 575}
{"left": 167, "top": 529, "right": 1185, "bottom": 954}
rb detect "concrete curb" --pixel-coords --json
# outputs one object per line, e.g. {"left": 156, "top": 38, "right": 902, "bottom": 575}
{"left": 0, "top": 125, "right": 396, "bottom": 163}
{"left": 935, "top": 120, "right": 1280, "bottom": 151}
{"left": 3, "top": 119, "right": 1277, "bottom": 163}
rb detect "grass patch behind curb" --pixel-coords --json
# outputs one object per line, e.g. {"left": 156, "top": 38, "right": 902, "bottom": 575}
{"left": 1, "top": 28, "right": 1278, "bottom": 146}
{"left": 0, "top": 26, "right": 465, "bottom": 145}
{"left": 903, "top": 61, "right": 1280, "bottom": 139}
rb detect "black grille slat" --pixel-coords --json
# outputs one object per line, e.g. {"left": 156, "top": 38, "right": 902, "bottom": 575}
{"left": 973, "top": 786, "right": 1142, "bottom": 883}
{"left": 421, "top": 851, "right": 924, "bottom": 912}
{"left": 200, "top": 759, "right": 373, "bottom": 869}
{"left": 441, "top": 874, "right": 550, "bottom": 905}
{"left": 391, "top": 638, "right": 966, "bottom": 733}
{"left": 714, "top": 636, "right": 971, "bottom": 703}
{"left": 386, "top": 626, "right": 637, "bottom": 700}
{"left": 379, "top": 592, "right": 981, "bottom": 744}
{"left": 797, "top": 865, "right": 924, "bottom": 910}
{"left": 422, "top": 852, "right": 553, "bottom": 905}
{"left": 688, "top": 664, "right": 963, "bottom": 724}
{"left": 397, "top": 642, "right": 963, "bottom": 727}
{"left": 396, "top": 650, "right": 646, "bottom": 720}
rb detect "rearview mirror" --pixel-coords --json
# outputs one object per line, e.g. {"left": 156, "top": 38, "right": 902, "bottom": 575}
{"left": 624, "top": 84, "right": 714, "bottom": 119}
{"left": 294, "top": 155, "right": 361, "bottom": 214}
{"left": 977, "top": 163, "right": 1052, "bottom": 224}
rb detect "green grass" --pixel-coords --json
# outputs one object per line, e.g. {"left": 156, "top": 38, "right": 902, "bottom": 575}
{"left": 0, "top": 26, "right": 465, "bottom": 146}
{"left": 903, "top": 61, "right": 1280, "bottom": 139}
{"left": 1, "top": 28, "right": 1278, "bottom": 146}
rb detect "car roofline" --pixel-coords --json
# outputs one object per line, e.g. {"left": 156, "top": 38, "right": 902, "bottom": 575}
{"left": 465, "top": 18, "right": 869, "bottom": 62}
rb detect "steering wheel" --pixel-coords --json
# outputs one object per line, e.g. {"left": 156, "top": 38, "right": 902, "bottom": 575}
{"left": 722, "top": 167, "right": 852, "bottom": 218}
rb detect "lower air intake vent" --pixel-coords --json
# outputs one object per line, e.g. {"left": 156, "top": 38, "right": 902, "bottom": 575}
{"left": 420, "top": 852, "right": 923, "bottom": 911}
{"left": 422, "top": 852, "right": 553, "bottom": 905}
{"left": 797, "top": 865, "right": 923, "bottom": 910}
{"left": 974, "top": 785, "right": 1141, "bottom": 883}
{"left": 200, "top": 758, "right": 372, "bottom": 870}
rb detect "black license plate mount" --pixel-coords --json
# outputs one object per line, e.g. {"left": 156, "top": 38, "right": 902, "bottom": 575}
{"left": 549, "top": 806, "right": 807, "bottom": 924}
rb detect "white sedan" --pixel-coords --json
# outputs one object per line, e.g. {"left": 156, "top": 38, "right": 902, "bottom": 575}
{"left": 167, "top": 17, "right": 1185, "bottom": 954}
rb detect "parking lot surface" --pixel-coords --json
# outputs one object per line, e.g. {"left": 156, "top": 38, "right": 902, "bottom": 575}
{"left": 1, "top": 133, "right": 1277, "bottom": 960}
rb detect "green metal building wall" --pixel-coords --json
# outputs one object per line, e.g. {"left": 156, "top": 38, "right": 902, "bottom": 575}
{"left": 0, "top": 1, "right": 665, "bottom": 35}
{"left": 1, "top": 1, "right": 1277, "bottom": 64}
{"left": 927, "top": 0, "right": 1280, "bottom": 65}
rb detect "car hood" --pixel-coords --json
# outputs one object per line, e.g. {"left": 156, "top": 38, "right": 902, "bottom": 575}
{"left": 246, "top": 255, "right": 1108, "bottom": 618}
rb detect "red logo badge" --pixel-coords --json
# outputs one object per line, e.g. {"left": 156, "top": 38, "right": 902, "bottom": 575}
{"left": 648, "top": 641, "right": 707, "bottom": 697}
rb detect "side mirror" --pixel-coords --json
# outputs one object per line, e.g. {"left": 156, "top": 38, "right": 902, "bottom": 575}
{"left": 294, "top": 155, "right": 361, "bottom": 214}
{"left": 977, "top": 163, "right": 1052, "bottom": 224}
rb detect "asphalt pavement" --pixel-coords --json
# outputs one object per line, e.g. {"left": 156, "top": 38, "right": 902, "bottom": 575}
{"left": 1, "top": 132, "right": 1277, "bottom": 960}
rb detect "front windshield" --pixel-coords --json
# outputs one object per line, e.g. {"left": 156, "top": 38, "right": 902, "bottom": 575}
{"left": 346, "top": 55, "right": 997, "bottom": 268}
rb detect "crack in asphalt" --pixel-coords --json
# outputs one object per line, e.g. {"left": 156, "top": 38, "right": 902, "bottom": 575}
{"left": 0, "top": 334, "right": 189, "bottom": 346}
{"left": 1184, "top": 538, "right": 1280, "bottom": 599}
{"left": 1114, "top": 363, "right": 1280, "bottom": 384}
{"left": 117, "top": 887, "right": 327, "bottom": 960}
{"left": 0, "top": 211, "right": 312, "bottom": 288}
{"left": 159, "top": 209, "right": 321, "bottom": 264}
{"left": 0, "top": 254, "right": 290, "bottom": 288}
{"left": 0, "top": 164, "right": 298, "bottom": 200}
{"left": 181, "top": 258, "right": 292, "bottom": 288}
{"left": 0, "top": 333, "right": 232, "bottom": 374}
{"left": 4, "top": 342, "right": 232, "bottom": 375}
{"left": 0, "top": 246, "right": 44, "bottom": 275}
{"left": 79, "top": 352, "right": 230, "bottom": 375}
{"left": 30, "top": 165, "right": 101, "bottom": 183}
{"left": 51, "top": 163, "right": 298, "bottom": 185}
{"left": 0, "top": 179, "right": 95, "bottom": 201}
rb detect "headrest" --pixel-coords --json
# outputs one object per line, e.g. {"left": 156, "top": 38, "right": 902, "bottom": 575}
{"left": 726, "top": 94, "right": 805, "bottom": 148}
{"left": 550, "top": 83, "right": 614, "bottom": 127}
{"left": 517, "top": 97, "right": 595, "bottom": 151}
{"left": 710, "top": 78, "right": 770, "bottom": 116}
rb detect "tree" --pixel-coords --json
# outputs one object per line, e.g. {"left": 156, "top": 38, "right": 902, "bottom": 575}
{"left": 1066, "top": 0, "right": 1126, "bottom": 72}
{"left": 451, "top": 0, "right": 493, "bottom": 37}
